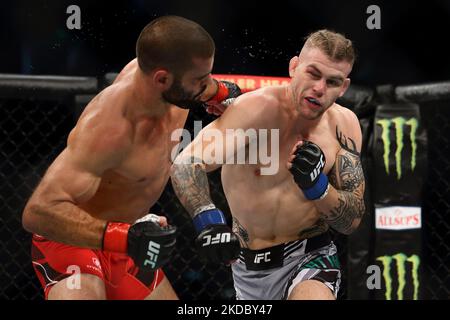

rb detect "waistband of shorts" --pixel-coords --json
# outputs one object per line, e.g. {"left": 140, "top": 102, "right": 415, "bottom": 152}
{"left": 31, "top": 234, "right": 129, "bottom": 260}
{"left": 32, "top": 234, "right": 48, "bottom": 242}
{"left": 238, "top": 232, "right": 332, "bottom": 271}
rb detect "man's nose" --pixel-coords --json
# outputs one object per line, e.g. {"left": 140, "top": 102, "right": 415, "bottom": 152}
{"left": 312, "top": 79, "right": 326, "bottom": 96}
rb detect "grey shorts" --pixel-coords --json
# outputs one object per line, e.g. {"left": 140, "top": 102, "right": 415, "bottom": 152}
{"left": 231, "top": 232, "right": 341, "bottom": 300}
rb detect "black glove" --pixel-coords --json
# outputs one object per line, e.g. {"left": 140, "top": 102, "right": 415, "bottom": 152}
{"left": 207, "top": 79, "right": 242, "bottom": 106}
{"left": 193, "top": 209, "right": 240, "bottom": 264}
{"left": 103, "top": 214, "right": 177, "bottom": 270}
{"left": 289, "top": 141, "right": 329, "bottom": 200}
{"left": 180, "top": 80, "right": 242, "bottom": 111}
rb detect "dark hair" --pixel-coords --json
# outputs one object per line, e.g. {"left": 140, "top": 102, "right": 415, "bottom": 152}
{"left": 304, "top": 29, "right": 356, "bottom": 65}
{"left": 136, "top": 15, "right": 215, "bottom": 75}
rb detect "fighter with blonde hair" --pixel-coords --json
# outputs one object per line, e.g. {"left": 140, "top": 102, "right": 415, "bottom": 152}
{"left": 171, "top": 30, "right": 365, "bottom": 300}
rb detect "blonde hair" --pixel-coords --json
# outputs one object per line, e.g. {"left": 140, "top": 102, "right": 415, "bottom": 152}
{"left": 304, "top": 29, "right": 355, "bottom": 65}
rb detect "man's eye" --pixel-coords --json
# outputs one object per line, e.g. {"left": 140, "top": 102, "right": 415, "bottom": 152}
{"left": 327, "top": 80, "right": 338, "bottom": 86}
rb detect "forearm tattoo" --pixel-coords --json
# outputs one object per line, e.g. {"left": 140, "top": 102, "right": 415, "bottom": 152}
{"left": 232, "top": 217, "right": 250, "bottom": 248}
{"left": 324, "top": 190, "right": 365, "bottom": 234}
{"left": 298, "top": 218, "right": 329, "bottom": 240}
{"left": 171, "top": 157, "right": 214, "bottom": 218}
{"left": 324, "top": 126, "right": 366, "bottom": 234}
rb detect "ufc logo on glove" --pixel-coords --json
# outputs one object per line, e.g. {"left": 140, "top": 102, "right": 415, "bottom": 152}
{"left": 310, "top": 155, "right": 325, "bottom": 181}
{"left": 202, "top": 233, "right": 231, "bottom": 246}
{"left": 144, "top": 241, "right": 161, "bottom": 268}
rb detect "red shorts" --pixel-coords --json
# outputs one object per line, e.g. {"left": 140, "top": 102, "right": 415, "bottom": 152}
{"left": 31, "top": 234, "right": 165, "bottom": 300}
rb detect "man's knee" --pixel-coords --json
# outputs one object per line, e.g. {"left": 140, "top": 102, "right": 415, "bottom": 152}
{"left": 288, "top": 279, "right": 335, "bottom": 300}
{"left": 47, "top": 273, "right": 106, "bottom": 300}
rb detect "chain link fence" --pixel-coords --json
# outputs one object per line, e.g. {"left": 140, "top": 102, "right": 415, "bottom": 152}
{"left": 0, "top": 75, "right": 448, "bottom": 299}
{"left": 420, "top": 100, "right": 450, "bottom": 299}
{"left": 1, "top": 97, "right": 78, "bottom": 299}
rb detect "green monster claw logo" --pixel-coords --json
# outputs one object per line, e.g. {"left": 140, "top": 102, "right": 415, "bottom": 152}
{"left": 376, "top": 253, "right": 420, "bottom": 300}
{"left": 376, "top": 117, "right": 418, "bottom": 179}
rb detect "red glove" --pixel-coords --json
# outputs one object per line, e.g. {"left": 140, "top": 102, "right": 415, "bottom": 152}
{"left": 205, "top": 79, "right": 242, "bottom": 115}
{"left": 103, "top": 214, "right": 176, "bottom": 270}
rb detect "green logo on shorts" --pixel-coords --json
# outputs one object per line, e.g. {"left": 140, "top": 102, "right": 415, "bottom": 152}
{"left": 376, "top": 117, "right": 418, "bottom": 180}
{"left": 376, "top": 253, "right": 420, "bottom": 300}
{"left": 304, "top": 255, "right": 340, "bottom": 269}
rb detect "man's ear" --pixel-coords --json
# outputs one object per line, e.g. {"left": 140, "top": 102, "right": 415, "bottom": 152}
{"left": 153, "top": 69, "right": 173, "bottom": 90}
{"left": 288, "top": 56, "right": 299, "bottom": 78}
{"left": 339, "top": 78, "right": 351, "bottom": 97}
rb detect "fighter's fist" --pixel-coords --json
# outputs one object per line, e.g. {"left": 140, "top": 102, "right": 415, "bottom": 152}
{"left": 205, "top": 80, "right": 242, "bottom": 116}
{"left": 289, "top": 141, "right": 329, "bottom": 200}
{"left": 195, "top": 224, "right": 240, "bottom": 264}
{"left": 193, "top": 209, "right": 240, "bottom": 264}
{"left": 103, "top": 213, "right": 177, "bottom": 270}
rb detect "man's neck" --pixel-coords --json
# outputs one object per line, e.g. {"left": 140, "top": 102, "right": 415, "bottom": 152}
{"left": 132, "top": 69, "right": 170, "bottom": 118}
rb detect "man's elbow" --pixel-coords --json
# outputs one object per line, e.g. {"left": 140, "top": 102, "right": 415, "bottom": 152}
{"left": 343, "top": 207, "right": 366, "bottom": 235}
{"left": 169, "top": 162, "right": 182, "bottom": 180}
{"left": 22, "top": 200, "right": 47, "bottom": 234}
{"left": 344, "top": 218, "right": 362, "bottom": 235}
{"left": 22, "top": 202, "right": 43, "bottom": 233}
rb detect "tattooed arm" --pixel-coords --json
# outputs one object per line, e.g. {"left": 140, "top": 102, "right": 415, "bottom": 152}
{"left": 170, "top": 93, "right": 276, "bottom": 263}
{"left": 171, "top": 92, "right": 275, "bottom": 217}
{"left": 314, "top": 115, "right": 366, "bottom": 235}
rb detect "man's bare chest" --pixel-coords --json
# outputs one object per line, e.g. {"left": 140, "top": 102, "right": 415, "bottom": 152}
{"left": 115, "top": 114, "right": 187, "bottom": 182}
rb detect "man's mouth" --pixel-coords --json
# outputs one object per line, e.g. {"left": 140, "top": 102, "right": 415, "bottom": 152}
{"left": 305, "top": 97, "right": 322, "bottom": 108}
{"left": 193, "top": 85, "right": 207, "bottom": 100}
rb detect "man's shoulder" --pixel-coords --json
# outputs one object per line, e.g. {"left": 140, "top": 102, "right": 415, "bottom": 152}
{"left": 71, "top": 87, "right": 133, "bottom": 155}
{"left": 232, "top": 86, "right": 283, "bottom": 115}
{"left": 217, "top": 86, "right": 284, "bottom": 129}
{"left": 328, "top": 103, "right": 359, "bottom": 126}
{"left": 113, "top": 59, "right": 138, "bottom": 84}
{"left": 91, "top": 81, "right": 132, "bottom": 111}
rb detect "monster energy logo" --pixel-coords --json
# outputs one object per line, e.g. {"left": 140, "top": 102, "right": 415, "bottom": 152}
{"left": 376, "top": 117, "right": 418, "bottom": 179}
{"left": 376, "top": 253, "right": 420, "bottom": 300}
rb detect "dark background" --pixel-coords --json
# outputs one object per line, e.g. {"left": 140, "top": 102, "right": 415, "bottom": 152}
{"left": 1, "top": 0, "right": 449, "bottom": 85}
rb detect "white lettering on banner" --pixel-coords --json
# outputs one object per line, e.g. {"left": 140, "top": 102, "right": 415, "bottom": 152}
{"left": 375, "top": 206, "right": 421, "bottom": 230}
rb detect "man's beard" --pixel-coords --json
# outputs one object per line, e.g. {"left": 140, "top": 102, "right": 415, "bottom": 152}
{"left": 162, "top": 78, "right": 207, "bottom": 109}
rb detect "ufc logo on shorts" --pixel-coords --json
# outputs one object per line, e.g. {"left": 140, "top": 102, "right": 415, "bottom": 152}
{"left": 202, "top": 233, "right": 231, "bottom": 246}
{"left": 144, "top": 241, "right": 160, "bottom": 268}
{"left": 310, "top": 155, "right": 325, "bottom": 181}
{"left": 254, "top": 252, "right": 271, "bottom": 264}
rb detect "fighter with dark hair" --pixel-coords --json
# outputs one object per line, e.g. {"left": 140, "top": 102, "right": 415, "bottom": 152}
{"left": 22, "top": 15, "right": 241, "bottom": 300}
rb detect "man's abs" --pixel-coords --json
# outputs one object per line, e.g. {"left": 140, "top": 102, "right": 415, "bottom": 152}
{"left": 223, "top": 165, "right": 326, "bottom": 250}
{"left": 79, "top": 169, "right": 170, "bottom": 223}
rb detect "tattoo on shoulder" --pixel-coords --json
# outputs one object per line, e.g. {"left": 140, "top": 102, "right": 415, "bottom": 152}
{"left": 326, "top": 127, "right": 366, "bottom": 234}
{"left": 329, "top": 127, "right": 364, "bottom": 193}
{"left": 232, "top": 217, "right": 250, "bottom": 248}
{"left": 336, "top": 126, "right": 360, "bottom": 156}
{"left": 329, "top": 152, "right": 364, "bottom": 192}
